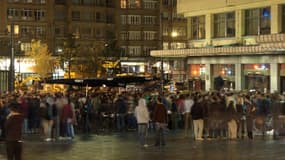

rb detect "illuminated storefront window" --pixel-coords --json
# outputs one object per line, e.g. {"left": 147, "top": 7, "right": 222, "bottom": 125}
{"left": 243, "top": 64, "right": 270, "bottom": 92}
{"left": 212, "top": 64, "right": 235, "bottom": 90}
{"left": 188, "top": 64, "right": 206, "bottom": 91}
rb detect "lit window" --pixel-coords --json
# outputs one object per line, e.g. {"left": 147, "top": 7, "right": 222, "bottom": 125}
{"left": 245, "top": 7, "right": 271, "bottom": 35}
{"left": 190, "top": 16, "right": 205, "bottom": 40}
{"left": 213, "top": 12, "right": 235, "bottom": 38}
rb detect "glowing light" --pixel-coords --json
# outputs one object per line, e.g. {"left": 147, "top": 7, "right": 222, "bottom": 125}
{"left": 221, "top": 70, "right": 225, "bottom": 75}
{"left": 193, "top": 70, "right": 198, "bottom": 75}
{"left": 227, "top": 70, "right": 232, "bottom": 75}
{"left": 171, "top": 31, "right": 178, "bottom": 37}
{"left": 254, "top": 65, "right": 259, "bottom": 70}
{"left": 261, "top": 64, "right": 266, "bottom": 70}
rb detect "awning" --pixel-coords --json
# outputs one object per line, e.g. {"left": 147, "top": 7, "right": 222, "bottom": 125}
{"left": 44, "top": 76, "right": 159, "bottom": 87}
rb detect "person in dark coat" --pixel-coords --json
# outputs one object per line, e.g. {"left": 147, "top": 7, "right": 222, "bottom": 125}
{"left": 115, "top": 95, "right": 127, "bottom": 132}
{"left": 271, "top": 93, "right": 281, "bottom": 139}
{"left": 191, "top": 96, "right": 205, "bottom": 140}
{"left": 5, "top": 102, "right": 24, "bottom": 160}
{"left": 244, "top": 95, "right": 256, "bottom": 139}
{"left": 153, "top": 96, "right": 168, "bottom": 146}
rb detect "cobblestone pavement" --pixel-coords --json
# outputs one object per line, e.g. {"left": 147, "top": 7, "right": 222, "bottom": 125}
{"left": 0, "top": 131, "right": 285, "bottom": 160}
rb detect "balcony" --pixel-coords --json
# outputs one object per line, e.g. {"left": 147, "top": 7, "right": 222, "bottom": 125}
{"left": 256, "top": 33, "right": 285, "bottom": 43}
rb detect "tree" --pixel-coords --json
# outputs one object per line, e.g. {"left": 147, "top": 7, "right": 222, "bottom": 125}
{"left": 60, "top": 34, "right": 79, "bottom": 78}
{"left": 27, "top": 39, "right": 53, "bottom": 79}
{"left": 79, "top": 41, "right": 105, "bottom": 78}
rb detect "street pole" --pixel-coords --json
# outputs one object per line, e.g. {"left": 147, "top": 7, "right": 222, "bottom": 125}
{"left": 159, "top": 9, "right": 164, "bottom": 95}
{"left": 9, "top": 23, "right": 15, "bottom": 92}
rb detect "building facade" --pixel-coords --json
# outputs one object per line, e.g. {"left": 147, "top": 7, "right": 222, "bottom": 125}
{"left": 0, "top": 0, "right": 187, "bottom": 82}
{"left": 151, "top": 0, "right": 285, "bottom": 93}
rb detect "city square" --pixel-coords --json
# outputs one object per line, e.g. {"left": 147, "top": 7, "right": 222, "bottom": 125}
{"left": 1, "top": 0, "right": 285, "bottom": 160}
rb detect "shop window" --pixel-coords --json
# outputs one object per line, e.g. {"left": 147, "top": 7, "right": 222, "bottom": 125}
{"left": 243, "top": 64, "right": 270, "bottom": 92}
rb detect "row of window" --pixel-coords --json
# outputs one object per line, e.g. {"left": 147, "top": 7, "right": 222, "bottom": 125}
{"left": 161, "top": 11, "right": 186, "bottom": 21}
{"left": 71, "top": 11, "right": 114, "bottom": 23}
{"left": 71, "top": 0, "right": 114, "bottom": 7}
{"left": 7, "top": 8, "right": 46, "bottom": 21}
{"left": 121, "top": 15, "right": 156, "bottom": 25}
{"left": 163, "top": 26, "right": 187, "bottom": 37}
{"left": 190, "top": 7, "right": 274, "bottom": 40}
{"left": 7, "top": 25, "right": 46, "bottom": 38}
{"left": 121, "top": 46, "right": 157, "bottom": 56}
{"left": 120, "top": 31, "right": 157, "bottom": 40}
{"left": 8, "top": 0, "right": 46, "bottom": 4}
{"left": 67, "top": 26, "right": 114, "bottom": 39}
{"left": 120, "top": 0, "right": 158, "bottom": 9}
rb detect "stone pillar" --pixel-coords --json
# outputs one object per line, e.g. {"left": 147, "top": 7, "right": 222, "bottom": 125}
{"left": 205, "top": 63, "right": 212, "bottom": 91}
{"left": 270, "top": 63, "right": 279, "bottom": 93}
{"left": 235, "top": 9, "right": 243, "bottom": 43}
{"left": 235, "top": 63, "right": 242, "bottom": 91}
{"left": 205, "top": 14, "right": 212, "bottom": 45}
{"left": 271, "top": 4, "right": 281, "bottom": 34}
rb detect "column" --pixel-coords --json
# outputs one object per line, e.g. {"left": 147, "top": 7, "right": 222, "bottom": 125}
{"left": 205, "top": 14, "right": 212, "bottom": 45}
{"left": 235, "top": 9, "right": 243, "bottom": 43}
{"left": 235, "top": 63, "right": 242, "bottom": 91}
{"left": 271, "top": 4, "right": 281, "bottom": 34}
{"left": 205, "top": 63, "right": 211, "bottom": 91}
{"left": 270, "top": 63, "right": 279, "bottom": 93}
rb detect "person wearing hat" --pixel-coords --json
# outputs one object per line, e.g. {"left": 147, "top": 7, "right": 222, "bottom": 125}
{"left": 5, "top": 101, "right": 24, "bottom": 160}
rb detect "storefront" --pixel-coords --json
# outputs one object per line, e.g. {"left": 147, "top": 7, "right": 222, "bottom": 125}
{"left": 243, "top": 64, "right": 270, "bottom": 92}
{"left": 188, "top": 64, "right": 206, "bottom": 91}
{"left": 212, "top": 64, "right": 235, "bottom": 90}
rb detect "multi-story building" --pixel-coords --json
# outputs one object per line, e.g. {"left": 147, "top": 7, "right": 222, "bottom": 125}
{"left": 0, "top": 0, "right": 118, "bottom": 91}
{"left": 118, "top": 0, "right": 187, "bottom": 76}
{"left": 151, "top": 0, "right": 285, "bottom": 93}
{"left": 0, "top": 0, "right": 187, "bottom": 91}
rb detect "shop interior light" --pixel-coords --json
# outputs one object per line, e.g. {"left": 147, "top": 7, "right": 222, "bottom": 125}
{"left": 261, "top": 64, "right": 266, "bottom": 70}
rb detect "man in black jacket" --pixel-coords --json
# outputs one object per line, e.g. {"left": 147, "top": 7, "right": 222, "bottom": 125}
{"left": 5, "top": 101, "right": 24, "bottom": 160}
{"left": 191, "top": 96, "right": 205, "bottom": 140}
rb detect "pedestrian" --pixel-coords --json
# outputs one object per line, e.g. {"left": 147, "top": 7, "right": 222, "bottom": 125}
{"left": 134, "top": 98, "right": 150, "bottom": 148}
{"left": 115, "top": 95, "right": 127, "bottom": 132}
{"left": 170, "top": 96, "right": 178, "bottom": 130}
{"left": 5, "top": 101, "right": 24, "bottom": 160}
{"left": 0, "top": 98, "right": 9, "bottom": 141}
{"left": 244, "top": 95, "right": 256, "bottom": 139}
{"left": 39, "top": 97, "right": 53, "bottom": 142}
{"left": 227, "top": 101, "right": 238, "bottom": 139}
{"left": 153, "top": 96, "right": 168, "bottom": 147}
{"left": 183, "top": 94, "right": 194, "bottom": 138}
{"left": 191, "top": 96, "right": 205, "bottom": 140}
{"left": 61, "top": 98, "right": 74, "bottom": 139}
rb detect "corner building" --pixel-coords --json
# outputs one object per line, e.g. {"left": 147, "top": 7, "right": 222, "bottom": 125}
{"left": 151, "top": 0, "right": 285, "bottom": 93}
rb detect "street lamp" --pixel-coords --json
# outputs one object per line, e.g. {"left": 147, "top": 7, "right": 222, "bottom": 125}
{"left": 8, "top": 23, "right": 19, "bottom": 92}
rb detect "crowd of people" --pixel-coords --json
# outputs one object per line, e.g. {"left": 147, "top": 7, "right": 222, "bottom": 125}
{"left": 1, "top": 88, "right": 285, "bottom": 148}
